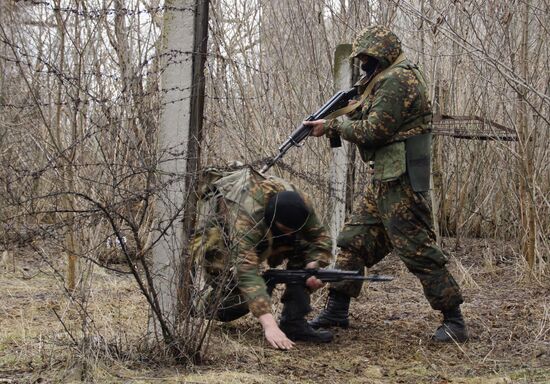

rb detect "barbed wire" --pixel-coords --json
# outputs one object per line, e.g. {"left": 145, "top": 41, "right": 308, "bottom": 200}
{"left": 19, "top": 0, "right": 194, "bottom": 18}
{"left": 0, "top": 37, "right": 192, "bottom": 97}
{"left": 0, "top": 96, "right": 194, "bottom": 188}
{"left": 1, "top": 37, "right": 267, "bottom": 110}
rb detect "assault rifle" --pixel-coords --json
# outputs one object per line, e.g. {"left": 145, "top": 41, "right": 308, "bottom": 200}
{"left": 260, "top": 87, "right": 358, "bottom": 173}
{"left": 262, "top": 268, "right": 393, "bottom": 285}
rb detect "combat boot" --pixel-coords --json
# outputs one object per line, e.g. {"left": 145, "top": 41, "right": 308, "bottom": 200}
{"left": 279, "top": 319, "right": 333, "bottom": 343}
{"left": 309, "top": 290, "right": 350, "bottom": 329}
{"left": 279, "top": 283, "right": 333, "bottom": 343}
{"left": 433, "top": 306, "right": 469, "bottom": 343}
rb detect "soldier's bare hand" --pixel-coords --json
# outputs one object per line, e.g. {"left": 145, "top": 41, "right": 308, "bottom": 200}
{"left": 305, "top": 275, "right": 325, "bottom": 290}
{"left": 303, "top": 120, "right": 326, "bottom": 137}
{"left": 305, "top": 261, "right": 325, "bottom": 290}
{"left": 264, "top": 326, "right": 295, "bottom": 350}
{"left": 259, "top": 313, "right": 295, "bottom": 350}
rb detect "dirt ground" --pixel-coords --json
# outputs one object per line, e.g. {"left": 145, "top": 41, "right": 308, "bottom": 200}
{"left": 1, "top": 238, "right": 549, "bottom": 383}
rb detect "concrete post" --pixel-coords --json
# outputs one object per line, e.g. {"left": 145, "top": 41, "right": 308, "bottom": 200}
{"left": 151, "top": 0, "right": 207, "bottom": 334}
{"left": 329, "top": 44, "right": 354, "bottom": 259}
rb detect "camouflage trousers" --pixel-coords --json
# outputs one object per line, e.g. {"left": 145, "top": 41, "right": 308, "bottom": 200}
{"left": 331, "top": 175, "right": 463, "bottom": 311}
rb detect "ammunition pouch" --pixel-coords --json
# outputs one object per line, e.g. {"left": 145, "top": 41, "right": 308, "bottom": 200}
{"left": 359, "top": 133, "right": 432, "bottom": 192}
{"left": 372, "top": 141, "right": 406, "bottom": 181}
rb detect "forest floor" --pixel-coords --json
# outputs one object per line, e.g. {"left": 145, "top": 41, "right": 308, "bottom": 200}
{"left": 0, "top": 238, "right": 549, "bottom": 383}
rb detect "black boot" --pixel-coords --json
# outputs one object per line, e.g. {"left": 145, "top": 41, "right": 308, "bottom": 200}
{"left": 279, "top": 284, "right": 333, "bottom": 343}
{"left": 433, "top": 306, "right": 469, "bottom": 343}
{"left": 279, "top": 319, "right": 333, "bottom": 343}
{"left": 309, "top": 289, "right": 350, "bottom": 329}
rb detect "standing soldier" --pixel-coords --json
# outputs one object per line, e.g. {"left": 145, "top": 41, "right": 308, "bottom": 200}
{"left": 191, "top": 166, "right": 333, "bottom": 350}
{"left": 304, "top": 26, "right": 469, "bottom": 342}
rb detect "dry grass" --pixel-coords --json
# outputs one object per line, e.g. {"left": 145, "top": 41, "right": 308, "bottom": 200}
{"left": 1, "top": 238, "right": 549, "bottom": 383}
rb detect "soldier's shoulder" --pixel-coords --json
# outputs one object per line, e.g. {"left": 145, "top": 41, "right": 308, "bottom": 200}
{"left": 382, "top": 65, "right": 417, "bottom": 82}
{"left": 262, "top": 174, "right": 295, "bottom": 192}
{"left": 376, "top": 66, "right": 421, "bottom": 94}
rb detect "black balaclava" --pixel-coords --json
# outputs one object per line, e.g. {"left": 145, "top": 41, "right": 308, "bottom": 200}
{"left": 264, "top": 191, "right": 310, "bottom": 237}
{"left": 360, "top": 56, "right": 379, "bottom": 79}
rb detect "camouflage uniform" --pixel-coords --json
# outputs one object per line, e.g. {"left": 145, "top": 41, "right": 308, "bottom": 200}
{"left": 191, "top": 167, "right": 332, "bottom": 320}
{"left": 322, "top": 26, "right": 463, "bottom": 311}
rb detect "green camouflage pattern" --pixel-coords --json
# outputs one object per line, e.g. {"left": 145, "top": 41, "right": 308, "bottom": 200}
{"left": 332, "top": 176, "right": 463, "bottom": 310}
{"left": 324, "top": 27, "right": 463, "bottom": 311}
{"left": 350, "top": 25, "right": 402, "bottom": 68}
{"left": 192, "top": 167, "right": 332, "bottom": 318}
{"left": 324, "top": 26, "right": 432, "bottom": 180}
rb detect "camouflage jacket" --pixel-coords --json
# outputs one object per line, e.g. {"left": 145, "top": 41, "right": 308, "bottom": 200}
{"left": 323, "top": 26, "right": 432, "bottom": 179}
{"left": 195, "top": 167, "right": 332, "bottom": 318}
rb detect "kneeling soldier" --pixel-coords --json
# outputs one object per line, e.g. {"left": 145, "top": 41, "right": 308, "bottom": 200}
{"left": 192, "top": 166, "right": 333, "bottom": 350}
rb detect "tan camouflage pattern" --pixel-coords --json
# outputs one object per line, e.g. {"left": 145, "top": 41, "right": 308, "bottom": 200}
{"left": 192, "top": 168, "right": 332, "bottom": 318}
{"left": 325, "top": 27, "right": 463, "bottom": 311}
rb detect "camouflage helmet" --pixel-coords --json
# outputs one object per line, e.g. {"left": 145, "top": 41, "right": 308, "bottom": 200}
{"left": 350, "top": 26, "right": 402, "bottom": 68}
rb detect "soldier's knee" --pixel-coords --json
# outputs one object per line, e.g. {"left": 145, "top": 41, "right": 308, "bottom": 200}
{"left": 400, "top": 247, "right": 448, "bottom": 272}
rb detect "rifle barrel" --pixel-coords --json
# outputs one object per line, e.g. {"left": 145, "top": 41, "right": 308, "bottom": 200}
{"left": 260, "top": 87, "right": 358, "bottom": 172}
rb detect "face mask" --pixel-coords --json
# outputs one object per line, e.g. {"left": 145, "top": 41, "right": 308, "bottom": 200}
{"left": 361, "top": 57, "right": 379, "bottom": 78}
